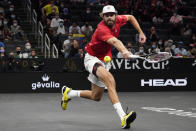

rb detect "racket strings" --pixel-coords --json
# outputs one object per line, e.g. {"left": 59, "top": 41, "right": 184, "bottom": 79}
{"left": 147, "top": 53, "right": 171, "bottom": 62}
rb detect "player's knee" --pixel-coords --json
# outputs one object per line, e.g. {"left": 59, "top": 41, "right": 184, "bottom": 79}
{"left": 92, "top": 95, "right": 102, "bottom": 102}
{"left": 94, "top": 97, "right": 102, "bottom": 102}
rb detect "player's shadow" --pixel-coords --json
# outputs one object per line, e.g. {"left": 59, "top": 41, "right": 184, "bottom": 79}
{"left": 60, "top": 120, "right": 126, "bottom": 131}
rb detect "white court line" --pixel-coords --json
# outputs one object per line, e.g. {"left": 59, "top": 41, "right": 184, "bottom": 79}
{"left": 189, "top": 108, "right": 196, "bottom": 111}
{"left": 141, "top": 107, "right": 196, "bottom": 118}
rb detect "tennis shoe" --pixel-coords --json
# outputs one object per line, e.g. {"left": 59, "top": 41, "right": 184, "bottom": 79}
{"left": 121, "top": 111, "right": 137, "bottom": 129}
{"left": 61, "top": 86, "right": 71, "bottom": 110}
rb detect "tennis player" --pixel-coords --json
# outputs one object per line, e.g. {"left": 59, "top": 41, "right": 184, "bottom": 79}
{"left": 61, "top": 5, "right": 146, "bottom": 129}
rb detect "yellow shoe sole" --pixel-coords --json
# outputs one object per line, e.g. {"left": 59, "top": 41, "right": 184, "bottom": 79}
{"left": 61, "top": 86, "right": 71, "bottom": 110}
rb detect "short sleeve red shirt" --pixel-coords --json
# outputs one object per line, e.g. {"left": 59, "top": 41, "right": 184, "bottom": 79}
{"left": 85, "top": 15, "right": 127, "bottom": 61}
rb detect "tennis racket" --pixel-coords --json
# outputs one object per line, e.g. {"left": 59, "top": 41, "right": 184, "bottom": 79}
{"left": 129, "top": 52, "right": 172, "bottom": 63}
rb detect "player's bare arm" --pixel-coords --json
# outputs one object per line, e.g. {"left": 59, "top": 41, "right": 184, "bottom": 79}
{"left": 125, "top": 15, "right": 146, "bottom": 44}
{"left": 106, "top": 37, "right": 130, "bottom": 59}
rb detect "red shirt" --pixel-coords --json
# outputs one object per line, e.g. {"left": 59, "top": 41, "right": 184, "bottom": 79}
{"left": 85, "top": 15, "right": 127, "bottom": 61}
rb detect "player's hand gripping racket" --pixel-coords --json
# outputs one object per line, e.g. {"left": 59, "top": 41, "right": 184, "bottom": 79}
{"left": 129, "top": 52, "right": 172, "bottom": 63}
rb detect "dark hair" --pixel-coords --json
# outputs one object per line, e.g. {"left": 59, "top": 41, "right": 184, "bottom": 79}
{"left": 16, "top": 45, "right": 21, "bottom": 48}
{"left": 31, "top": 49, "right": 36, "bottom": 52}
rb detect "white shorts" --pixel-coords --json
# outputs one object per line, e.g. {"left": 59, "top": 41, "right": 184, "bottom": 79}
{"left": 84, "top": 53, "right": 111, "bottom": 87}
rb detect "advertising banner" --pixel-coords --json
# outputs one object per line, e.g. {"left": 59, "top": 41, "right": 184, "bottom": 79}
{"left": 113, "top": 72, "right": 195, "bottom": 92}
{"left": 110, "top": 58, "right": 196, "bottom": 73}
{"left": 0, "top": 72, "right": 195, "bottom": 93}
{"left": 0, "top": 58, "right": 195, "bottom": 93}
{"left": 0, "top": 73, "right": 90, "bottom": 93}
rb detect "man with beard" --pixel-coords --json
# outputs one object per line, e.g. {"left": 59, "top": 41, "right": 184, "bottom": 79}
{"left": 61, "top": 5, "right": 146, "bottom": 129}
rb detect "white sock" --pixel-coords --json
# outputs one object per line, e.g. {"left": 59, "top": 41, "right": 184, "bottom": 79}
{"left": 113, "top": 102, "right": 126, "bottom": 120}
{"left": 67, "top": 90, "right": 80, "bottom": 98}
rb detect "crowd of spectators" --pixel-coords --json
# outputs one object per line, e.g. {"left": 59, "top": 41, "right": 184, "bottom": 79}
{"left": 0, "top": 1, "right": 24, "bottom": 42}
{"left": 0, "top": 0, "right": 195, "bottom": 62}
{"left": 115, "top": 0, "right": 196, "bottom": 58}
{"left": 39, "top": 0, "right": 94, "bottom": 59}
{"left": 38, "top": 0, "right": 195, "bottom": 59}
{"left": 0, "top": 0, "right": 39, "bottom": 62}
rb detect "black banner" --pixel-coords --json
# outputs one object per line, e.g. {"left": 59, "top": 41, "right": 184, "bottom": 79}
{"left": 0, "top": 58, "right": 195, "bottom": 93}
{"left": 0, "top": 72, "right": 195, "bottom": 93}
{"left": 110, "top": 58, "right": 196, "bottom": 73}
{"left": 113, "top": 72, "right": 195, "bottom": 92}
{"left": 0, "top": 73, "right": 90, "bottom": 93}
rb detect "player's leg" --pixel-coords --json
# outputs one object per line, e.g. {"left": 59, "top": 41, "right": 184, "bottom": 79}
{"left": 96, "top": 66, "right": 136, "bottom": 129}
{"left": 96, "top": 65, "right": 124, "bottom": 111}
{"left": 61, "top": 81, "right": 105, "bottom": 110}
{"left": 62, "top": 83, "right": 104, "bottom": 101}
{"left": 96, "top": 66, "right": 118, "bottom": 103}
{"left": 80, "top": 83, "right": 104, "bottom": 101}
{"left": 61, "top": 54, "right": 105, "bottom": 110}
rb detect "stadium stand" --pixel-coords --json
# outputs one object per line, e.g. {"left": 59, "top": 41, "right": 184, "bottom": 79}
{"left": 1, "top": 0, "right": 195, "bottom": 59}
{"left": 38, "top": 0, "right": 195, "bottom": 58}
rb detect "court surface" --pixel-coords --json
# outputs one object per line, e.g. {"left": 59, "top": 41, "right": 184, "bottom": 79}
{"left": 0, "top": 92, "right": 196, "bottom": 131}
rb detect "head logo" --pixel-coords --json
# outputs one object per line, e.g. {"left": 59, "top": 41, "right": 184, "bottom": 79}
{"left": 42, "top": 74, "right": 50, "bottom": 81}
{"left": 141, "top": 78, "right": 187, "bottom": 87}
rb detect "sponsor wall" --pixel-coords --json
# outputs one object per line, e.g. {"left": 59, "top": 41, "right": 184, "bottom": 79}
{"left": 0, "top": 58, "right": 195, "bottom": 93}
{"left": 0, "top": 73, "right": 90, "bottom": 93}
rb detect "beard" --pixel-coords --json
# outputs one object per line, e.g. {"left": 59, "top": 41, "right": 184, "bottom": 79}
{"left": 105, "top": 19, "right": 116, "bottom": 28}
